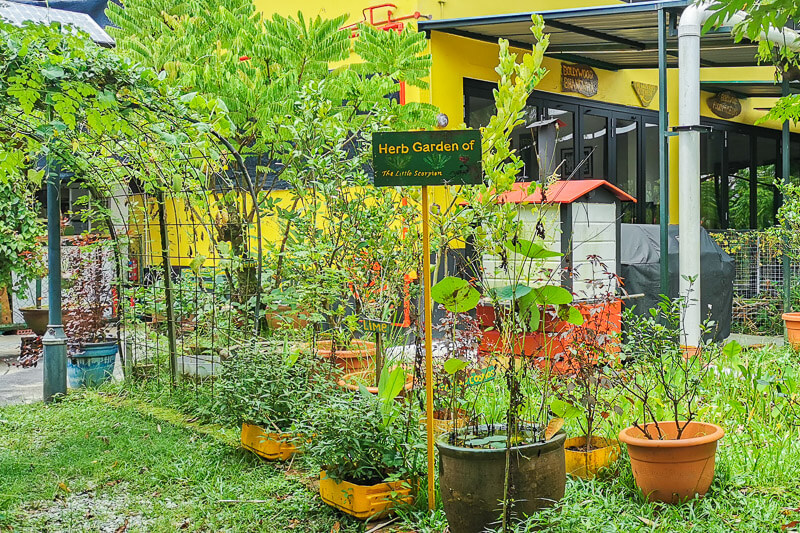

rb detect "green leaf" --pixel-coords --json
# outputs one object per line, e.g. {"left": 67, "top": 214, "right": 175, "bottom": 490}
{"left": 494, "top": 284, "right": 532, "bottom": 301}
{"left": 565, "top": 306, "right": 584, "bottom": 326}
{"left": 550, "top": 398, "right": 582, "bottom": 419}
{"left": 378, "top": 366, "right": 405, "bottom": 404}
{"left": 431, "top": 276, "right": 480, "bottom": 313}
{"left": 518, "top": 291, "right": 541, "bottom": 331}
{"left": 188, "top": 255, "right": 207, "bottom": 274}
{"left": 722, "top": 340, "right": 742, "bottom": 360}
{"left": 443, "top": 357, "right": 469, "bottom": 375}
{"left": 505, "top": 239, "right": 562, "bottom": 259}
{"left": 41, "top": 66, "right": 65, "bottom": 80}
{"left": 534, "top": 285, "right": 573, "bottom": 305}
{"left": 284, "top": 348, "right": 301, "bottom": 367}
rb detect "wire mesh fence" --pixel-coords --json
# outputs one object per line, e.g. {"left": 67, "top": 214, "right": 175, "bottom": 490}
{"left": 710, "top": 230, "right": 800, "bottom": 336}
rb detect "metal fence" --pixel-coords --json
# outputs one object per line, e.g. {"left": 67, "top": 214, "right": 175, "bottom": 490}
{"left": 710, "top": 230, "right": 800, "bottom": 336}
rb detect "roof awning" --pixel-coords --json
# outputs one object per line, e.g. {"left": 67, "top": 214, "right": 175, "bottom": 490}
{"left": 496, "top": 180, "right": 636, "bottom": 204}
{"left": 700, "top": 80, "right": 800, "bottom": 98}
{"left": 0, "top": 1, "right": 114, "bottom": 47}
{"left": 418, "top": 0, "right": 762, "bottom": 71}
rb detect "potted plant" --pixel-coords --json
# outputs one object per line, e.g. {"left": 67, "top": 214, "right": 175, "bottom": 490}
{"left": 63, "top": 240, "right": 118, "bottom": 388}
{"left": 550, "top": 261, "right": 623, "bottom": 479}
{"left": 614, "top": 287, "right": 737, "bottom": 503}
{"left": 218, "top": 339, "right": 328, "bottom": 461}
{"left": 551, "top": 296, "right": 622, "bottom": 479}
{"left": 314, "top": 314, "right": 376, "bottom": 372}
{"left": 433, "top": 259, "right": 575, "bottom": 533}
{"left": 261, "top": 284, "right": 309, "bottom": 331}
{"left": 773, "top": 180, "right": 800, "bottom": 348}
{"left": 429, "top": 17, "right": 573, "bottom": 533}
{"left": 308, "top": 367, "right": 423, "bottom": 520}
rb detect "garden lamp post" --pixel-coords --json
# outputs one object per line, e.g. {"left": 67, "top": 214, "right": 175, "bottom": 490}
{"left": 42, "top": 165, "right": 67, "bottom": 402}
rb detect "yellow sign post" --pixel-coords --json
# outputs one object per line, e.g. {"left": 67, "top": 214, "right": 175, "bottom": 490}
{"left": 421, "top": 185, "right": 436, "bottom": 509}
{"left": 372, "top": 129, "right": 482, "bottom": 511}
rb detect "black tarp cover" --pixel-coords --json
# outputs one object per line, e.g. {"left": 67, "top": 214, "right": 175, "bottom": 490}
{"left": 620, "top": 224, "right": 735, "bottom": 341}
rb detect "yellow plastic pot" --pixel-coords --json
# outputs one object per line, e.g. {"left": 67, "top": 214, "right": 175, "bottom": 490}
{"left": 240, "top": 423, "right": 299, "bottom": 461}
{"left": 564, "top": 435, "right": 620, "bottom": 479}
{"left": 419, "top": 409, "right": 468, "bottom": 439}
{"left": 318, "top": 470, "right": 412, "bottom": 520}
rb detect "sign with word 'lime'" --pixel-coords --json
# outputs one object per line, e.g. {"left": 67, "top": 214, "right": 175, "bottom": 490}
{"left": 372, "top": 130, "right": 482, "bottom": 187}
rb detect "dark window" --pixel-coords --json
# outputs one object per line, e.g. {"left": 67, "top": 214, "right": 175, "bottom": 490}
{"left": 464, "top": 78, "right": 793, "bottom": 227}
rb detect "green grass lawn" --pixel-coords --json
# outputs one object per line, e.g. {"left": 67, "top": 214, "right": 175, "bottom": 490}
{"left": 3, "top": 355, "right": 800, "bottom": 533}
{"left": 0, "top": 391, "right": 366, "bottom": 532}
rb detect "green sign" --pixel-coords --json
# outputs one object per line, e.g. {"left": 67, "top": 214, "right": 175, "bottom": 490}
{"left": 466, "top": 365, "right": 496, "bottom": 387}
{"left": 372, "top": 130, "right": 482, "bottom": 187}
{"left": 441, "top": 365, "right": 497, "bottom": 391}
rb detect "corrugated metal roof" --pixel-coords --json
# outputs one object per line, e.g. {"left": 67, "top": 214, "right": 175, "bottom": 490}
{"left": 418, "top": 0, "right": 762, "bottom": 71}
{"left": 0, "top": 1, "right": 114, "bottom": 46}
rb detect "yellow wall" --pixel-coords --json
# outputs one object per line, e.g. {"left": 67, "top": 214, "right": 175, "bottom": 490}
{"left": 255, "top": 0, "right": 620, "bottom": 25}
{"left": 130, "top": 192, "right": 290, "bottom": 268}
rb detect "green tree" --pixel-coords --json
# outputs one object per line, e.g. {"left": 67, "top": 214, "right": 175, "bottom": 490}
{"left": 0, "top": 20, "right": 238, "bottom": 317}
{"left": 108, "top": 1, "right": 437, "bottom": 333}
{"left": 0, "top": 156, "right": 45, "bottom": 297}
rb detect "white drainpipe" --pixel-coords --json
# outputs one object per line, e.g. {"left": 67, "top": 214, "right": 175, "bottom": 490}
{"left": 677, "top": 4, "right": 800, "bottom": 346}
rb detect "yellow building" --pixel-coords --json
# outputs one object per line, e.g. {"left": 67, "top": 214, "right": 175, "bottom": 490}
{"left": 257, "top": 0, "right": 800, "bottom": 231}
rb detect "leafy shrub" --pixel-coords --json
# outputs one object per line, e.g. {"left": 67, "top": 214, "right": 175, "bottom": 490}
{"left": 216, "top": 341, "right": 330, "bottom": 432}
{"left": 306, "top": 382, "right": 424, "bottom": 485}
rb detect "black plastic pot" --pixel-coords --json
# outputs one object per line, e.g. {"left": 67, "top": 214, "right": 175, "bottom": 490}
{"left": 437, "top": 427, "right": 566, "bottom": 533}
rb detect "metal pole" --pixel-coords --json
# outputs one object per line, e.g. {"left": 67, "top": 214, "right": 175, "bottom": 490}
{"left": 42, "top": 165, "right": 67, "bottom": 402}
{"left": 422, "top": 185, "right": 435, "bottom": 510}
{"left": 678, "top": 5, "right": 703, "bottom": 347}
{"left": 156, "top": 193, "right": 178, "bottom": 386}
{"left": 658, "top": 7, "right": 670, "bottom": 296}
{"left": 782, "top": 77, "right": 792, "bottom": 315}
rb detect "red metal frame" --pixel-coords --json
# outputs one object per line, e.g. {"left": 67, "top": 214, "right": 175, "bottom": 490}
{"left": 339, "top": 4, "right": 427, "bottom": 37}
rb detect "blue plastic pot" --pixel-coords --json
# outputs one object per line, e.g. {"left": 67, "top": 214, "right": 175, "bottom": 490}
{"left": 67, "top": 341, "right": 118, "bottom": 388}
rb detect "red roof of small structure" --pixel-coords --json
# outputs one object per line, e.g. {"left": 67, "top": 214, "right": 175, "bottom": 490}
{"left": 496, "top": 179, "right": 636, "bottom": 204}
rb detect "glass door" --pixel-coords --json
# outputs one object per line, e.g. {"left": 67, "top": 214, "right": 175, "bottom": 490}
{"left": 643, "top": 121, "right": 660, "bottom": 224}
{"left": 614, "top": 114, "right": 639, "bottom": 222}
{"left": 540, "top": 102, "right": 577, "bottom": 180}
{"left": 579, "top": 108, "right": 610, "bottom": 179}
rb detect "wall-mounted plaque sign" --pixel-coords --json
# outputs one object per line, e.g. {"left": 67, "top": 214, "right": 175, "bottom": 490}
{"left": 372, "top": 130, "right": 482, "bottom": 187}
{"left": 561, "top": 63, "right": 598, "bottom": 97}
{"left": 632, "top": 81, "right": 658, "bottom": 107}
{"left": 707, "top": 91, "right": 741, "bottom": 119}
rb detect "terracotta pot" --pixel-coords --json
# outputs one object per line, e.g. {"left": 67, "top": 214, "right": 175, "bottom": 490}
{"left": 437, "top": 427, "right": 566, "bottom": 533}
{"left": 783, "top": 312, "right": 800, "bottom": 350}
{"left": 619, "top": 421, "right": 724, "bottom": 503}
{"left": 265, "top": 304, "right": 308, "bottom": 330}
{"left": 240, "top": 423, "right": 300, "bottom": 461}
{"left": 317, "top": 339, "right": 375, "bottom": 372}
{"left": 318, "top": 470, "right": 413, "bottom": 520}
{"left": 681, "top": 345, "right": 702, "bottom": 359}
{"left": 337, "top": 369, "right": 414, "bottom": 396}
{"left": 564, "top": 435, "right": 620, "bottom": 480}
